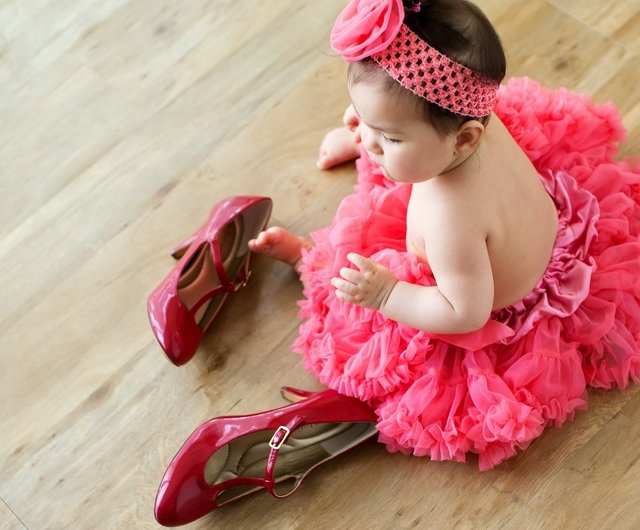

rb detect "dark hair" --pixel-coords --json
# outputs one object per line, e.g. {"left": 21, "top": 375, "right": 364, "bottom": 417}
{"left": 348, "top": 0, "right": 506, "bottom": 137}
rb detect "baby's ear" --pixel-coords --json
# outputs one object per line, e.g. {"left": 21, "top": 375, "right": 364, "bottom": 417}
{"left": 455, "top": 120, "right": 485, "bottom": 152}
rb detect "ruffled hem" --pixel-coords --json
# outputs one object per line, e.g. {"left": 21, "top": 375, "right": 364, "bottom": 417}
{"left": 292, "top": 77, "right": 640, "bottom": 469}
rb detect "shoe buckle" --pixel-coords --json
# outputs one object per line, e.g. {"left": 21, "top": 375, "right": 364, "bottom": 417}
{"left": 269, "top": 426, "right": 291, "bottom": 450}
{"left": 233, "top": 270, "right": 251, "bottom": 291}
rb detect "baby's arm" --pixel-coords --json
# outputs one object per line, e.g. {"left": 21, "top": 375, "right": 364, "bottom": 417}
{"left": 332, "top": 208, "right": 494, "bottom": 334}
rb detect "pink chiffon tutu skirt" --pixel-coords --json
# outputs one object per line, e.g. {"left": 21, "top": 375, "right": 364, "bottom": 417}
{"left": 292, "top": 77, "right": 640, "bottom": 470}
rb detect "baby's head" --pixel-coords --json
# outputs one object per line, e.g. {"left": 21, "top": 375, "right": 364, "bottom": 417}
{"left": 333, "top": 0, "right": 506, "bottom": 137}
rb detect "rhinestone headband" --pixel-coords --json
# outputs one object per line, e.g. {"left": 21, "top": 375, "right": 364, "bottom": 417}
{"left": 331, "top": 0, "right": 499, "bottom": 117}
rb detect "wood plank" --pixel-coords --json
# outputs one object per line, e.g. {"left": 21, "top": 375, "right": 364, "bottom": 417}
{"left": 479, "top": 0, "right": 633, "bottom": 92}
{"left": 551, "top": 0, "right": 640, "bottom": 50}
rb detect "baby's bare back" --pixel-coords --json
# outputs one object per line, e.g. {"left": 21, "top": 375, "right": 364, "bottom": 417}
{"left": 407, "top": 115, "right": 558, "bottom": 311}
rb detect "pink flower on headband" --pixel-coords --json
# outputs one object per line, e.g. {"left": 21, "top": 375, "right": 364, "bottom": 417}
{"left": 331, "top": 0, "right": 405, "bottom": 62}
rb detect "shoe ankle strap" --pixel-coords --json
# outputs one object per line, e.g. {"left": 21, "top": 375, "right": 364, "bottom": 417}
{"left": 211, "top": 240, "right": 233, "bottom": 289}
{"left": 212, "top": 240, "right": 252, "bottom": 292}
{"left": 263, "top": 415, "right": 305, "bottom": 498}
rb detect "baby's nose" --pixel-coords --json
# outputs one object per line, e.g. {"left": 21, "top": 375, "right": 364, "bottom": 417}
{"left": 361, "top": 131, "right": 382, "bottom": 155}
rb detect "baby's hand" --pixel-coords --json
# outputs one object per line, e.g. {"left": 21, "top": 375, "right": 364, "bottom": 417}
{"left": 331, "top": 253, "right": 398, "bottom": 311}
{"left": 342, "top": 104, "right": 359, "bottom": 132}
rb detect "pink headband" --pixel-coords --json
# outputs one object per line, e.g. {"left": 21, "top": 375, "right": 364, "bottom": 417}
{"left": 330, "top": 0, "right": 499, "bottom": 117}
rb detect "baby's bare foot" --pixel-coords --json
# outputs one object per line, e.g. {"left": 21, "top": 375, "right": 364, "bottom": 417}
{"left": 248, "top": 227, "right": 313, "bottom": 268}
{"left": 317, "top": 127, "right": 360, "bottom": 170}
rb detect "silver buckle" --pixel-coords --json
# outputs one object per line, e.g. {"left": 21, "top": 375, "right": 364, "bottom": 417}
{"left": 233, "top": 270, "right": 251, "bottom": 291}
{"left": 268, "top": 426, "right": 291, "bottom": 450}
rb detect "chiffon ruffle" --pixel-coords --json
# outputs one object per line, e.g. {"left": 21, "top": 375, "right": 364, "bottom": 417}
{"left": 292, "top": 77, "right": 640, "bottom": 470}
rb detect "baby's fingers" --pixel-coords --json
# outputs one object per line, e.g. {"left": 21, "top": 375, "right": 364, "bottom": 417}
{"left": 343, "top": 104, "right": 359, "bottom": 131}
{"left": 347, "top": 253, "right": 376, "bottom": 272}
{"left": 331, "top": 277, "right": 356, "bottom": 295}
{"left": 331, "top": 278, "right": 361, "bottom": 302}
{"left": 339, "top": 266, "right": 360, "bottom": 283}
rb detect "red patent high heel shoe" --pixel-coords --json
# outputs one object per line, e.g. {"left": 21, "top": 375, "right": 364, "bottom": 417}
{"left": 154, "top": 389, "right": 378, "bottom": 526}
{"left": 147, "top": 196, "right": 272, "bottom": 366}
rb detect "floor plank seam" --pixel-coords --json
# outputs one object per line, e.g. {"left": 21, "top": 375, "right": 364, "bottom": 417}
{"left": 1, "top": 496, "right": 28, "bottom": 530}
{"left": 547, "top": 1, "right": 625, "bottom": 48}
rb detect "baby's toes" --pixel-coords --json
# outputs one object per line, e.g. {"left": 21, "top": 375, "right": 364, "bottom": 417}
{"left": 317, "top": 148, "right": 339, "bottom": 170}
{"left": 317, "top": 155, "right": 331, "bottom": 170}
{"left": 316, "top": 146, "right": 331, "bottom": 169}
{"left": 248, "top": 231, "right": 271, "bottom": 252}
{"left": 264, "top": 226, "right": 288, "bottom": 244}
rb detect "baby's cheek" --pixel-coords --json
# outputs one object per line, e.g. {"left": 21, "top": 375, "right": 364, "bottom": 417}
{"left": 393, "top": 157, "right": 415, "bottom": 180}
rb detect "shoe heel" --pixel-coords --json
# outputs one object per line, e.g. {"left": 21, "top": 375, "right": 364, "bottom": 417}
{"left": 280, "top": 386, "right": 316, "bottom": 403}
{"left": 170, "top": 234, "right": 198, "bottom": 260}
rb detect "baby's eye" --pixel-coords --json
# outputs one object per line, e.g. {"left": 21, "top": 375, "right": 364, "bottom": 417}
{"left": 382, "top": 134, "right": 401, "bottom": 143}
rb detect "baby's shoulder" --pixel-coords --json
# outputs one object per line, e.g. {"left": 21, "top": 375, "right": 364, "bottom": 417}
{"left": 411, "top": 183, "right": 488, "bottom": 238}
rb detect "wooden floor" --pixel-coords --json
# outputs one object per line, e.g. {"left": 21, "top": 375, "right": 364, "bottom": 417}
{"left": 2, "top": 1, "right": 639, "bottom": 528}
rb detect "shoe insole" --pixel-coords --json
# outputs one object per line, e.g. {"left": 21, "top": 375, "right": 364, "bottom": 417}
{"left": 204, "top": 422, "right": 377, "bottom": 505}
{"left": 176, "top": 200, "right": 272, "bottom": 327}
{"left": 177, "top": 218, "right": 240, "bottom": 323}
